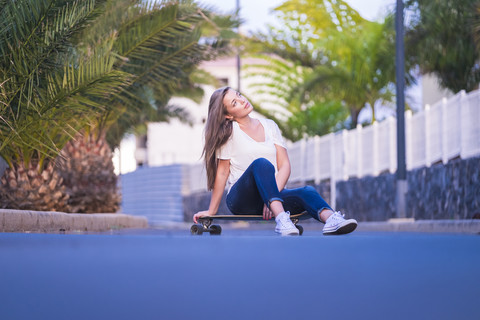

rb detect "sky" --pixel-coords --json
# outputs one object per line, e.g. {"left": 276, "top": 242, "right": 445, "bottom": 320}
{"left": 199, "top": 0, "right": 398, "bottom": 32}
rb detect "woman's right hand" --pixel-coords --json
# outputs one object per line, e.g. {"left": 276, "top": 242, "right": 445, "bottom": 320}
{"left": 193, "top": 210, "right": 215, "bottom": 223}
{"left": 263, "top": 204, "right": 274, "bottom": 220}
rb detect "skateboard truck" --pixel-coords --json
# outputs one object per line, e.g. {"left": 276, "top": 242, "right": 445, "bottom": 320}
{"left": 191, "top": 218, "right": 221, "bottom": 235}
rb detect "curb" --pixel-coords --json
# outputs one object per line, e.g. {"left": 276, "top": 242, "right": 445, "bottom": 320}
{"left": 0, "top": 209, "right": 148, "bottom": 233}
{"left": 356, "top": 219, "right": 480, "bottom": 234}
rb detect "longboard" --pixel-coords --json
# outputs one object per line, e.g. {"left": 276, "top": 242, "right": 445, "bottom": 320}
{"left": 191, "top": 211, "right": 310, "bottom": 235}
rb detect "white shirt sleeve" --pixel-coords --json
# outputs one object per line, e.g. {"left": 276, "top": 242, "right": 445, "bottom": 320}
{"left": 217, "top": 137, "right": 233, "bottom": 159}
{"left": 267, "top": 119, "right": 287, "bottom": 149}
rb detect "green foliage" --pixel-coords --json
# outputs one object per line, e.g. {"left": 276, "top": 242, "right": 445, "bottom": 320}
{"left": 76, "top": 0, "right": 239, "bottom": 148}
{"left": 475, "top": 3, "right": 480, "bottom": 47}
{"left": 244, "top": 0, "right": 401, "bottom": 140}
{"left": 0, "top": 0, "right": 130, "bottom": 168}
{"left": 0, "top": 0, "right": 238, "bottom": 167}
{"left": 405, "top": 0, "right": 480, "bottom": 93}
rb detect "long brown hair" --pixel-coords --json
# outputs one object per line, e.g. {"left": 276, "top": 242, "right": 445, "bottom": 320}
{"left": 203, "top": 86, "right": 232, "bottom": 190}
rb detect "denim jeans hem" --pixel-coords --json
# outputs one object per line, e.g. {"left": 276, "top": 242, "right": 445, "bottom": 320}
{"left": 268, "top": 197, "right": 283, "bottom": 208}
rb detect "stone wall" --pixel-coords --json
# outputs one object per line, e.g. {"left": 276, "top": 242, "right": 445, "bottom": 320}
{"left": 183, "top": 156, "right": 480, "bottom": 222}
{"left": 335, "top": 173, "right": 397, "bottom": 221}
{"left": 335, "top": 156, "right": 480, "bottom": 221}
{"left": 407, "top": 156, "right": 480, "bottom": 220}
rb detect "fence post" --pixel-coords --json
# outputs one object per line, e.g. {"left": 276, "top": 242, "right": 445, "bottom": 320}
{"left": 424, "top": 104, "right": 431, "bottom": 167}
{"left": 459, "top": 90, "right": 468, "bottom": 159}
{"left": 405, "top": 109, "right": 413, "bottom": 171}
{"left": 441, "top": 97, "right": 448, "bottom": 164}
{"left": 342, "top": 129, "right": 349, "bottom": 180}
{"left": 314, "top": 136, "right": 320, "bottom": 184}
{"left": 356, "top": 124, "right": 363, "bottom": 178}
{"left": 300, "top": 138, "right": 306, "bottom": 184}
{"left": 372, "top": 121, "right": 379, "bottom": 176}
{"left": 389, "top": 116, "right": 396, "bottom": 173}
{"left": 329, "top": 133, "right": 336, "bottom": 209}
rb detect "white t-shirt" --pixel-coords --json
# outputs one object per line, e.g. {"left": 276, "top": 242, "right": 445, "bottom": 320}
{"left": 217, "top": 118, "right": 287, "bottom": 192}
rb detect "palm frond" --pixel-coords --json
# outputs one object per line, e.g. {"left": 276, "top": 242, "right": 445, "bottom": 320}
{"left": 0, "top": 1, "right": 129, "bottom": 164}
{"left": 0, "top": 0, "right": 107, "bottom": 119}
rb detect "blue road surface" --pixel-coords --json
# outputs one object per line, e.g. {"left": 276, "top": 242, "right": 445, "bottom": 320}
{"left": 1, "top": 230, "right": 479, "bottom": 320}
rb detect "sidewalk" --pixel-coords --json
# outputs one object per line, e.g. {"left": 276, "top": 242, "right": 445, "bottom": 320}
{"left": 190, "top": 218, "right": 480, "bottom": 234}
{"left": 356, "top": 218, "right": 480, "bottom": 234}
{"left": 0, "top": 209, "right": 148, "bottom": 233}
{"left": 2, "top": 209, "right": 479, "bottom": 234}
{"left": 152, "top": 218, "right": 480, "bottom": 234}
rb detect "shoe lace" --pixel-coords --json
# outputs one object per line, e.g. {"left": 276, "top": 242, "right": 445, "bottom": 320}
{"left": 278, "top": 211, "right": 292, "bottom": 227}
{"left": 329, "top": 211, "right": 345, "bottom": 223}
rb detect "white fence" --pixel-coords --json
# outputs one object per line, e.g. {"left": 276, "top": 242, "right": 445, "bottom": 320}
{"left": 186, "top": 89, "right": 480, "bottom": 207}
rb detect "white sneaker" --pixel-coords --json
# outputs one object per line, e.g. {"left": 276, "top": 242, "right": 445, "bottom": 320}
{"left": 323, "top": 211, "right": 357, "bottom": 235}
{"left": 275, "top": 211, "right": 300, "bottom": 236}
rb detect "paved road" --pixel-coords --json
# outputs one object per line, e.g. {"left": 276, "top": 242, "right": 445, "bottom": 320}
{"left": 1, "top": 229, "right": 479, "bottom": 320}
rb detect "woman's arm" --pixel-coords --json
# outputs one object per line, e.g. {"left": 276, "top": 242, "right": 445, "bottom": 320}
{"left": 275, "top": 145, "right": 291, "bottom": 192}
{"left": 193, "top": 159, "right": 230, "bottom": 223}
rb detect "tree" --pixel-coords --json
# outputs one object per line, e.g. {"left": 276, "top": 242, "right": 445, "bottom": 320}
{"left": 0, "top": 0, "right": 130, "bottom": 211}
{"left": 0, "top": 0, "right": 237, "bottom": 212}
{"left": 405, "top": 0, "right": 480, "bottom": 93}
{"left": 58, "top": 0, "right": 238, "bottom": 213}
{"left": 244, "top": 0, "right": 404, "bottom": 140}
{"left": 475, "top": 2, "right": 480, "bottom": 47}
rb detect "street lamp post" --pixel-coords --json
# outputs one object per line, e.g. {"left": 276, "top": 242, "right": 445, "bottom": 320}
{"left": 236, "top": 0, "right": 241, "bottom": 92}
{"left": 395, "top": 0, "right": 407, "bottom": 218}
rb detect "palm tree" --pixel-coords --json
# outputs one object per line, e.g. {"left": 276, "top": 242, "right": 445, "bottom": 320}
{"left": 243, "top": 54, "right": 347, "bottom": 141}
{"left": 244, "top": 0, "right": 410, "bottom": 138}
{"left": 299, "top": 18, "right": 399, "bottom": 126}
{"left": 0, "top": 0, "right": 130, "bottom": 211}
{"left": 0, "top": 0, "right": 236, "bottom": 212}
{"left": 57, "top": 0, "right": 237, "bottom": 213}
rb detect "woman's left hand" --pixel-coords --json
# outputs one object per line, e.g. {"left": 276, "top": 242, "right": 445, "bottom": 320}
{"left": 263, "top": 204, "right": 273, "bottom": 220}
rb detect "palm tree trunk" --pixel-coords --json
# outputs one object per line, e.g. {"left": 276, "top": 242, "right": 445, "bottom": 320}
{"left": 0, "top": 160, "right": 69, "bottom": 211}
{"left": 370, "top": 101, "right": 376, "bottom": 124}
{"left": 350, "top": 108, "right": 361, "bottom": 128}
{"left": 58, "top": 131, "right": 120, "bottom": 213}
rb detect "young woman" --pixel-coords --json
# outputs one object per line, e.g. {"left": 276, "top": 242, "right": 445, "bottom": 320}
{"left": 193, "top": 87, "right": 357, "bottom": 235}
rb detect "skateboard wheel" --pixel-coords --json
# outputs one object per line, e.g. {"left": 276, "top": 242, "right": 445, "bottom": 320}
{"left": 296, "top": 225, "right": 304, "bottom": 235}
{"left": 210, "top": 225, "right": 222, "bottom": 235}
{"left": 190, "top": 225, "right": 204, "bottom": 235}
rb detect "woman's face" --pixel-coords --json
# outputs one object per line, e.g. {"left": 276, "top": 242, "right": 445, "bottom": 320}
{"left": 223, "top": 89, "right": 253, "bottom": 121}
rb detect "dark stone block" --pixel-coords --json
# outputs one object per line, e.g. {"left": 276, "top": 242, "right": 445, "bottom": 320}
{"left": 335, "top": 174, "right": 396, "bottom": 222}
{"left": 406, "top": 155, "right": 480, "bottom": 220}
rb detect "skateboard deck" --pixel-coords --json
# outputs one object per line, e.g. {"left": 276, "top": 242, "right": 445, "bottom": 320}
{"left": 191, "top": 211, "right": 310, "bottom": 235}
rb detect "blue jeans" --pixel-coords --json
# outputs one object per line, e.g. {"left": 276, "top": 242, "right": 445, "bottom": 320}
{"left": 226, "top": 158, "right": 332, "bottom": 221}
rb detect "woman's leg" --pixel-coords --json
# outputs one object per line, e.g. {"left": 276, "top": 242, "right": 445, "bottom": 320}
{"left": 280, "top": 185, "right": 334, "bottom": 222}
{"left": 281, "top": 185, "right": 357, "bottom": 234}
{"left": 226, "top": 158, "right": 285, "bottom": 216}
